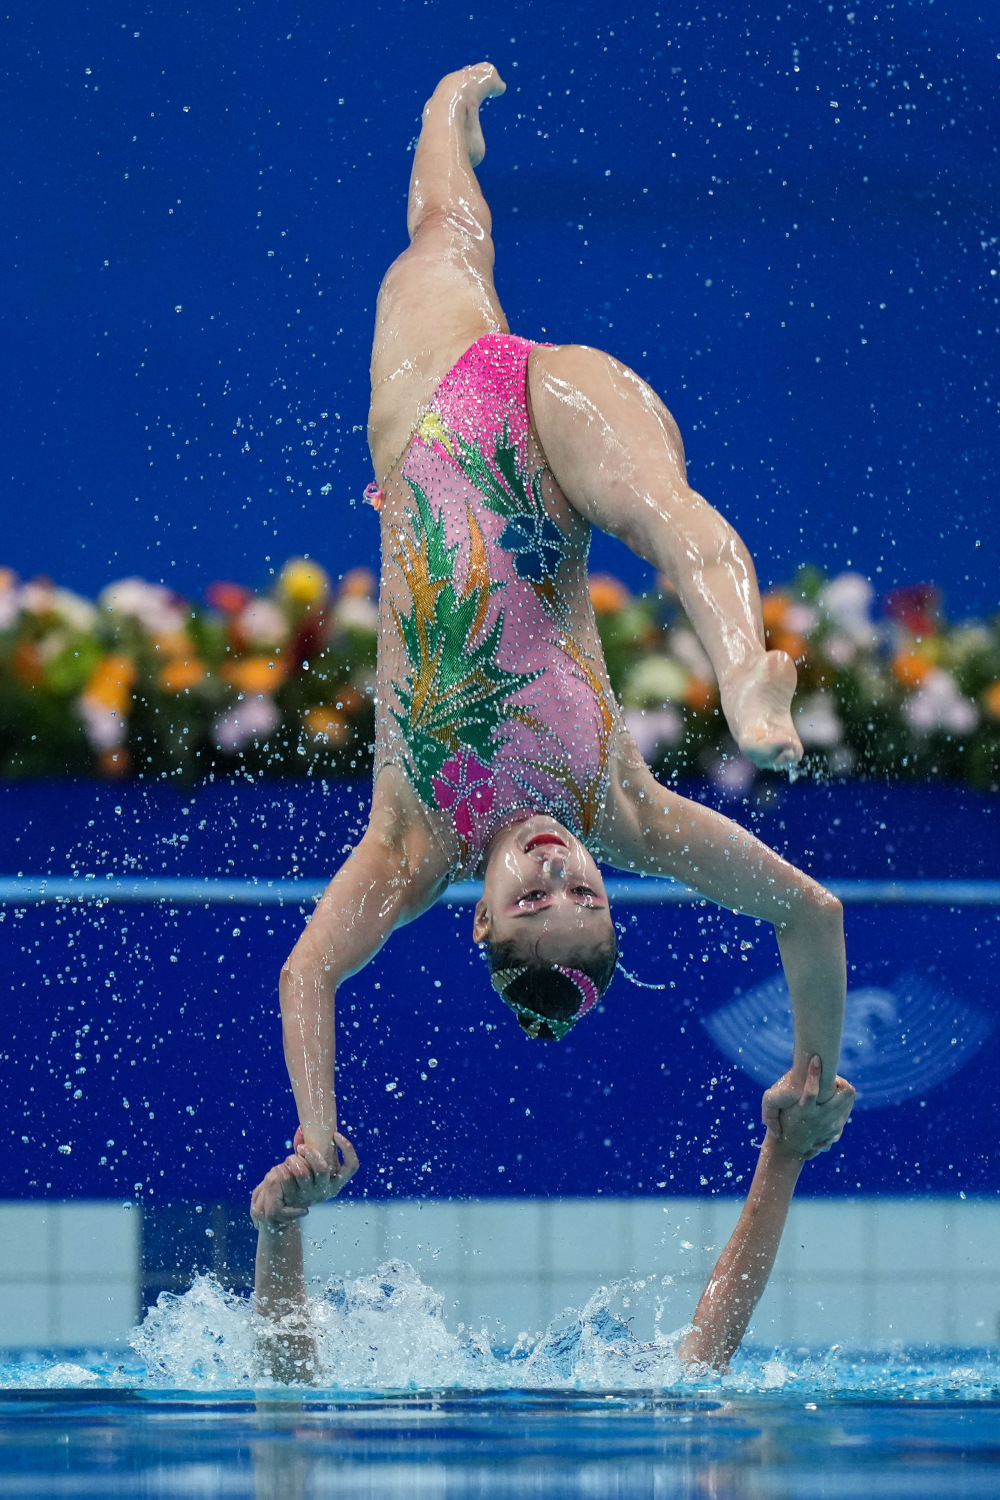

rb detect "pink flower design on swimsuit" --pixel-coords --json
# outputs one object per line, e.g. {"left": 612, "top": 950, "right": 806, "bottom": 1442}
{"left": 432, "top": 750, "right": 495, "bottom": 838}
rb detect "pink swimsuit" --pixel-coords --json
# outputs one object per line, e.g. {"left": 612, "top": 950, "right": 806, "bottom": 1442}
{"left": 371, "top": 334, "right": 621, "bottom": 880}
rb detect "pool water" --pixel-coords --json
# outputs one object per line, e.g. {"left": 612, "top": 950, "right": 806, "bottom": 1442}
{"left": 3, "top": 1387, "right": 1000, "bottom": 1497}
{"left": 4, "top": 1269, "right": 1000, "bottom": 1495}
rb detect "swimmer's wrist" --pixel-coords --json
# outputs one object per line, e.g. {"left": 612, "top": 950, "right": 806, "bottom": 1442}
{"left": 761, "top": 1131, "right": 810, "bottom": 1169}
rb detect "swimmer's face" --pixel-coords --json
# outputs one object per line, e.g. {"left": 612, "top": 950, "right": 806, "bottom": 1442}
{"left": 473, "top": 815, "right": 614, "bottom": 963}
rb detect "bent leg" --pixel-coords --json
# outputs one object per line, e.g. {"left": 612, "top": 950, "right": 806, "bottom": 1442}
{"left": 369, "top": 64, "right": 509, "bottom": 481}
{"left": 529, "top": 343, "right": 802, "bottom": 768}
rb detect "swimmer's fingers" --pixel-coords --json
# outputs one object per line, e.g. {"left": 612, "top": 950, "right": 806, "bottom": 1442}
{"left": 762, "top": 1075, "right": 800, "bottom": 1138}
{"left": 779, "top": 1073, "right": 857, "bottom": 1159}
{"left": 334, "top": 1132, "right": 360, "bottom": 1180}
{"left": 799, "top": 1056, "right": 822, "bottom": 1107}
{"left": 251, "top": 1162, "right": 309, "bottom": 1225}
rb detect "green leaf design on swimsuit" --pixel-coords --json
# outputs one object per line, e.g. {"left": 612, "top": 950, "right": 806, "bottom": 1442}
{"left": 390, "top": 478, "right": 538, "bottom": 805}
{"left": 450, "top": 421, "right": 547, "bottom": 523}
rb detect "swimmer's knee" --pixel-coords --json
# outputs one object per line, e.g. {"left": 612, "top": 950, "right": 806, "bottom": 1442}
{"left": 407, "top": 201, "right": 493, "bottom": 252}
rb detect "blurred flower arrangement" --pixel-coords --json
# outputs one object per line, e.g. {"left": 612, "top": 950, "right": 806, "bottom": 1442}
{"left": 597, "top": 566, "right": 1000, "bottom": 793}
{"left": 0, "top": 560, "right": 377, "bottom": 781}
{"left": 1, "top": 559, "right": 999, "bottom": 789}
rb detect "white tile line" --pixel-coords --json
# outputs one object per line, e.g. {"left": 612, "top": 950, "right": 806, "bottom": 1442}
{"left": 4, "top": 876, "right": 1000, "bottom": 906}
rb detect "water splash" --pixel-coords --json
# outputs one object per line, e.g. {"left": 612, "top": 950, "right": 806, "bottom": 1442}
{"left": 3, "top": 1264, "right": 1000, "bottom": 1397}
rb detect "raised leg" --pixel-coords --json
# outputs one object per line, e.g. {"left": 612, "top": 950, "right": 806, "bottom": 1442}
{"left": 368, "top": 64, "right": 509, "bottom": 483}
{"left": 529, "top": 343, "right": 803, "bottom": 769}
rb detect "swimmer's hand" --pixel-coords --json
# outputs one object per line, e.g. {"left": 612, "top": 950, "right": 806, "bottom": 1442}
{"left": 764, "top": 1057, "right": 855, "bottom": 1161}
{"left": 250, "top": 1131, "right": 360, "bottom": 1226}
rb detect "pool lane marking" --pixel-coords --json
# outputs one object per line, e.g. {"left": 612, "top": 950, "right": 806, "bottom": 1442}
{"left": 2, "top": 876, "right": 1000, "bottom": 907}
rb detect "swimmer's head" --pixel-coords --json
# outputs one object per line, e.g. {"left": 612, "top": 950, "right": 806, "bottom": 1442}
{"left": 473, "top": 815, "right": 618, "bottom": 1040}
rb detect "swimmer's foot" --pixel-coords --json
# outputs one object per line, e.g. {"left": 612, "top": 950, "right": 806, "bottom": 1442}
{"left": 432, "top": 63, "right": 506, "bottom": 167}
{"left": 721, "top": 650, "right": 803, "bottom": 770}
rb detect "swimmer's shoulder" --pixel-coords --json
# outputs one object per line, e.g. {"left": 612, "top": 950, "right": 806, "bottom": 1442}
{"left": 366, "top": 764, "right": 454, "bottom": 910}
{"left": 592, "top": 728, "right": 697, "bottom": 877}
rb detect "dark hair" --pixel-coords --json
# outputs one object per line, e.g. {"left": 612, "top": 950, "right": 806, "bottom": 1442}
{"left": 485, "top": 933, "right": 619, "bottom": 1040}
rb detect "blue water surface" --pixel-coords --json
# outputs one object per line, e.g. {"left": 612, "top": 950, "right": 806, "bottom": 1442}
{"left": 4, "top": 1380, "right": 1000, "bottom": 1498}
{"left": 5, "top": 1269, "right": 1000, "bottom": 1496}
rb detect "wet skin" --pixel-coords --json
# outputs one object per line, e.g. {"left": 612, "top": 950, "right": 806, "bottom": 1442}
{"left": 472, "top": 814, "right": 616, "bottom": 964}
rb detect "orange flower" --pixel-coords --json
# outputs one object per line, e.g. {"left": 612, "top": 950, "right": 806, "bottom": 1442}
{"left": 339, "top": 567, "right": 378, "bottom": 600}
{"left": 983, "top": 681, "right": 1000, "bottom": 720}
{"left": 152, "top": 629, "right": 192, "bottom": 656}
{"left": 222, "top": 656, "right": 288, "bottom": 695}
{"left": 82, "top": 655, "right": 137, "bottom": 713}
{"left": 589, "top": 574, "right": 631, "bottom": 616}
{"left": 770, "top": 631, "right": 808, "bottom": 664}
{"left": 11, "top": 642, "right": 44, "bottom": 688}
{"left": 303, "top": 706, "right": 350, "bottom": 744}
{"left": 892, "top": 651, "right": 934, "bottom": 688}
{"left": 97, "top": 747, "right": 131, "bottom": 777}
{"left": 684, "top": 675, "right": 718, "bottom": 713}
{"left": 762, "top": 592, "right": 790, "bottom": 631}
{"left": 206, "top": 580, "right": 253, "bottom": 614}
{"left": 158, "top": 657, "right": 206, "bottom": 693}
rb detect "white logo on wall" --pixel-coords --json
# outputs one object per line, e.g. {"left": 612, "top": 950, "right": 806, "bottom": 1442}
{"left": 703, "top": 973, "right": 993, "bottom": 1109}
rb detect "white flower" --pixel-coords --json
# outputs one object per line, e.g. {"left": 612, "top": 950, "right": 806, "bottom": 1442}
{"left": 100, "top": 578, "right": 187, "bottom": 636}
{"left": 821, "top": 572, "right": 876, "bottom": 645}
{"left": 52, "top": 588, "right": 98, "bottom": 632}
{"left": 214, "top": 695, "right": 280, "bottom": 752}
{"left": 794, "top": 690, "right": 843, "bottom": 748}
{"left": 334, "top": 595, "right": 379, "bottom": 632}
{"left": 822, "top": 634, "right": 857, "bottom": 667}
{"left": 622, "top": 654, "right": 689, "bottom": 708}
{"left": 667, "top": 628, "right": 715, "bottom": 682}
{"left": 236, "top": 598, "right": 288, "bottom": 646}
{"left": 708, "top": 753, "right": 757, "bottom": 796}
{"left": 20, "top": 580, "right": 56, "bottom": 615}
{"left": 785, "top": 602, "right": 818, "bottom": 634}
{"left": 623, "top": 706, "right": 683, "bottom": 760}
{"left": 78, "top": 699, "right": 127, "bottom": 750}
{"left": 36, "top": 630, "right": 69, "bottom": 663}
{"left": 903, "top": 668, "right": 979, "bottom": 735}
{"left": 0, "top": 588, "right": 22, "bottom": 630}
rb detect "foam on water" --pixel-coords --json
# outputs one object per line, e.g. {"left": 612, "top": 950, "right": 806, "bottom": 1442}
{"left": 3, "top": 1262, "right": 1000, "bottom": 1399}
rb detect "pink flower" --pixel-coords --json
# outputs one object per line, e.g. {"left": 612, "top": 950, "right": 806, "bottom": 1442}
{"left": 432, "top": 750, "right": 495, "bottom": 837}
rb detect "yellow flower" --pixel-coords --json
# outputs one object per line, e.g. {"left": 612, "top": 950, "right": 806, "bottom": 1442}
{"left": 417, "top": 411, "right": 455, "bottom": 456}
{"left": 983, "top": 681, "right": 1000, "bottom": 720}
{"left": 279, "top": 558, "right": 330, "bottom": 607}
{"left": 222, "top": 656, "right": 288, "bottom": 694}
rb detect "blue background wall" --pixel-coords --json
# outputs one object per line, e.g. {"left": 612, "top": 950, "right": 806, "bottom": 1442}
{"left": 3, "top": 780, "right": 998, "bottom": 1203}
{"left": 3, "top": 2, "right": 998, "bottom": 1206}
{"left": 3, "top": 0, "right": 998, "bottom": 613}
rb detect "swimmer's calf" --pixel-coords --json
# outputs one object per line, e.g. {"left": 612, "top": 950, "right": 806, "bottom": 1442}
{"left": 679, "top": 1059, "right": 855, "bottom": 1372}
{"left": 250, "top": 1132, "right": 359, "bottom": 1383}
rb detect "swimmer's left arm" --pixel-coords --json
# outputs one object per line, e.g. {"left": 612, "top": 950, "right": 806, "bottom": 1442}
{"left": 600, "top": 773, "right": 845, "bottom": 1102}
{"left": 679, "top": 1060, "right": 855, "bottom": 1371}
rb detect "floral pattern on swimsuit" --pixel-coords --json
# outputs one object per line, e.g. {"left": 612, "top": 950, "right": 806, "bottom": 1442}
{"left": 374, "top": 334, "right": 618, "bottom": 878}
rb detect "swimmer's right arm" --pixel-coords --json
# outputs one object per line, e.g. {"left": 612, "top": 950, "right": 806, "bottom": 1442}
{"left": 679, "top": 1061, "right": 855, "bottom": 1371}
{"left": 601, "top": 770, "right": 846, "bottom": 1103}
{"left": 279, "top": 784, "right": 447, "bottom": 1171}
{"left": 250, "top": 1152, "right": 334, "bottom": 1383}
